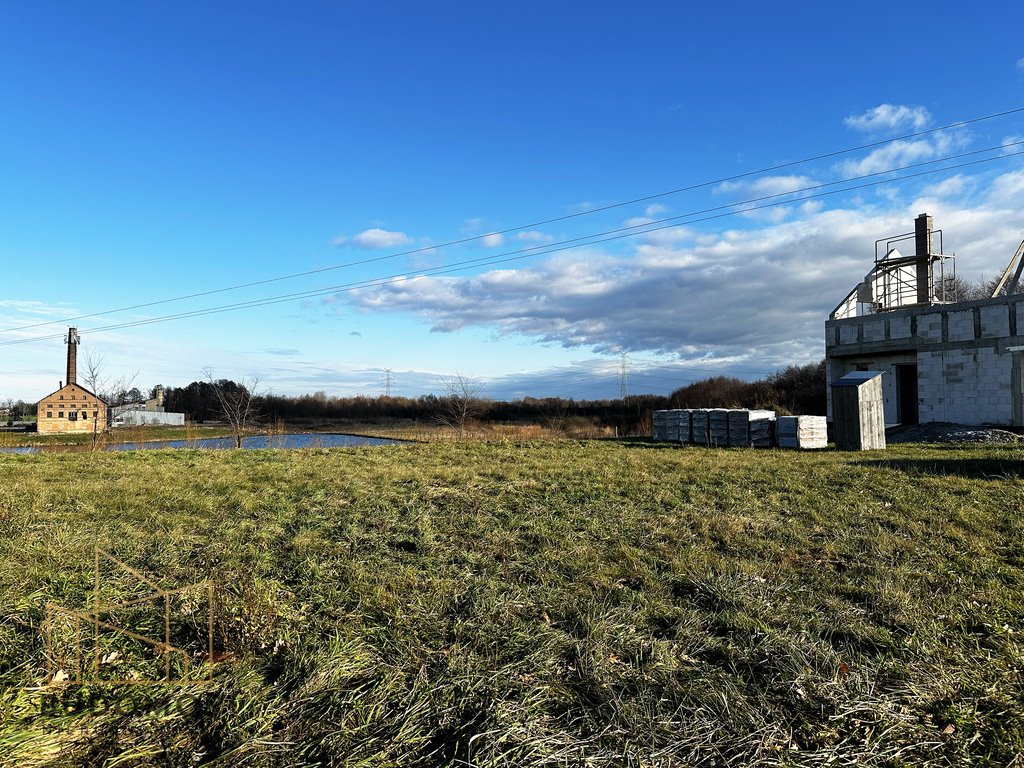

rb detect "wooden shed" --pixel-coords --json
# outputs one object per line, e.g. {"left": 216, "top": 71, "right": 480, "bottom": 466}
{"left": 831, "top": 371, "right": 886, "bottom": 450}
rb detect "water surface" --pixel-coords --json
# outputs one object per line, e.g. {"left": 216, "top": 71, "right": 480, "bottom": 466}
{"left": 1, "top": 433, "right": 401, "bottom": 454}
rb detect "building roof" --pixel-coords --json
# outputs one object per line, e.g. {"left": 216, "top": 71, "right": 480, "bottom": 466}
{"left": 38, "top": 382, "right": 108, "bottom": 405}
{"left": 832, "top": 371, "right": 884, "bottom": 387}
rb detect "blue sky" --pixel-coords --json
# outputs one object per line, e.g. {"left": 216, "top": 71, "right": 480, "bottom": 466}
{"left": 3, "top": 2, "right": 1024, "bottom": 402}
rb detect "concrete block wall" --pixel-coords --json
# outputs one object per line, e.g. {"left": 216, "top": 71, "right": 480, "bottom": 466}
{"left": 916, "top": 347, "right": 1014, "bottom": 424}
{"left": 826, "top": 354, "right": 915, "bottom": 425}
{"left": 981, "top": 304, "right": 1010, "bottom": 338}
{"left": 916, "top": 351, "right": 945, "bottom": 423}
{"left": 889, "top": 316, "right": 912, "bottom": 340}
{"left": 862, "top": 319, "right": 885, "bottom": 343}
{"left": 947, "top": 310, "right": 974, "bottom": 342}
{"left": 918, "top": 313, "right": 943, "bottom": 343}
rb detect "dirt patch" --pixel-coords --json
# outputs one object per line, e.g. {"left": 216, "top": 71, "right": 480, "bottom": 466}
{"left": 886, "top": 422, "right": 1023, "bottom": 444}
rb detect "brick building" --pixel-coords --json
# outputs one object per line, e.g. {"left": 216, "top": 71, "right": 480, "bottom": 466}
{"left": 825, "top": 214, "right": 1024, "bottom": 427}
{"left": 36, "top": 327, "right": 108, "bottom": 435}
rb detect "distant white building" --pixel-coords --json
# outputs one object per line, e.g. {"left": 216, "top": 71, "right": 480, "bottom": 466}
{"left": 111, "top": 386, "right": 186, "bottom": 427}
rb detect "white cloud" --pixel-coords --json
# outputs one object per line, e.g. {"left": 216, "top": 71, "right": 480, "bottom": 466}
{"left": 923, "top": 174, "right": 972, "bottom": 199}
{"left": 1017, "top": 57, "right": 1024, "bottom": 73}
{"left": 623, "top": 204, "right": 673, "bottom": 229}
{"left": 717, "top": 175, "right": 817, "bottom": 198}
{"left": 625, "top": 216, "right": 656, "bottom": 227}
{"left": 844, "top": 103, "right": 932, "bottom": 134}
{"left": 638, "top": 226, "right": 694, "bottom": 246}
{"left": 347, "top": 213, "right": 874, "bottom": 357}
{"left": 988, "top": 168, "right": 1024, "bottom": 200}
{"left": 482, "top": 233, "right": 504, "bottom": 248}
{"left": 837, "top": 129, "right": 967, "bottom": 178}
{"left": 342, "top": 228, "right": 413, "bottom": 249}
{"left": 713, "top": 176, "right": 822, "bottom": 224}
{"left": 514, "top": 231, "right": 555, "bottom": 243}
{"left": 354, "top": 228, "right": 413, "bottom": 249}
{"left": 344, "top": 171, "right": 1024, "bottom": 366}
{"left": 0, "top": 299, "right": 77, "bottom": 317}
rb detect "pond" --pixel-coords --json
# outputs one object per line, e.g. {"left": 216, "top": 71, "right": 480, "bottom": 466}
{"left": 0, "top": 433, "right": 403, "bottom": 454}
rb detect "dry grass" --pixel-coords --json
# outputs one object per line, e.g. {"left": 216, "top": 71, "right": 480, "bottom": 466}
{"left": 1, "top": 439, "right": 1022, "bottom": 766}
{"left": 342, "top": 420, "right": 616, "bottom": 442}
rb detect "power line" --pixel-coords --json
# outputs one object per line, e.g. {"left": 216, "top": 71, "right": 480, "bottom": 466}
{"left": 3, "top": 107, "right": 1023, "bottom": 337}
{"left": 2, "top": 144, "right": 1022, "bottom": 351}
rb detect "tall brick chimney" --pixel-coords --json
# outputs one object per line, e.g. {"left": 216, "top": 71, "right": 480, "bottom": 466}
{"left": 914, "top": 213, "right": 934, "bottom": 304}
{"left": 65, "top": 327, "right": 80, "bottom": 386}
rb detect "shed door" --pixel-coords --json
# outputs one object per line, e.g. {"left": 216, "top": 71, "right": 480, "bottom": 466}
{"left": 895, "top": 364, "right": 918, "bottom": 426}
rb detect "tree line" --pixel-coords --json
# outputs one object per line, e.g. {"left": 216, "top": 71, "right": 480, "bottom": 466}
{"left": 4, "top": 361, "right": 827, "bottom": 430}
{"left": 156, "top": 361, "right": 827, "bottom": 434}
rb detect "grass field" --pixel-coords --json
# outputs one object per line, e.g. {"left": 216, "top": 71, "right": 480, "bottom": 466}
{"left": 1, "top": 439, "right": 1022, "bottom": 766}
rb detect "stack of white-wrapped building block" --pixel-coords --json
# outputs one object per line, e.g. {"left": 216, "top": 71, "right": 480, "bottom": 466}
{"left": 775, "top": 415, "right": 828, "bottom": 449}
{"left": 650, "top": 409, "right": 825, "bottom": 449}
{"left": 727, "top": 409, "right": 776, "bottom": 447}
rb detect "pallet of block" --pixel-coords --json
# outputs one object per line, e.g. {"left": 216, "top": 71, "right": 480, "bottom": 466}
{"left": 672, "top": 409, "right": 692, "bottom": 443}
{"left": 776, "top": 415, "right": 828, "bottom": 449}
{"left": 652, "top": 408, "right": 780, "bottom": 448}
{"left": 689, "top": 409, "right": 710, "bottom": 446}
{"left": 727, "top": 409, "right": 776, "bottom": 447}
{"left": 652, "top": 410, "right": 670, "bottom": 441}
{"left": 652, "top": 409, "right": 689, "bottom": 443}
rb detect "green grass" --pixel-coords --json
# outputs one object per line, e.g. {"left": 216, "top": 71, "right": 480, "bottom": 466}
{"left": 1, "top": 439, "right": 1023, "bottom": 766}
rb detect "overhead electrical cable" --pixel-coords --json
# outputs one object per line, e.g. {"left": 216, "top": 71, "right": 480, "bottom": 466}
{"left": 3, "top": 107, "right": 1023, "bottom": 336}
{"left": 2, "top": 145, "right": 1023, "bottom": 350}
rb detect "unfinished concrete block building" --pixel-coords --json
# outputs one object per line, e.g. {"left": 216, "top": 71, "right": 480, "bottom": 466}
{"left": 825, "top": 213, "right": 1024, "bottom": 427}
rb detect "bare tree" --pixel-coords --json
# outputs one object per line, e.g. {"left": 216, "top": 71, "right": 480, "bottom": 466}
{"left": 983, "top": 271, "right": 1024, "bottom": 298}
{"left": 942, "top": 272, "right": 1024, "bottom": 303}
{"left": 82, "top": 351, "right": 139, "bottom": 407}
{"left": 539, "top": 397, "right": 571, "bottom": 433}
{"left": 204, "top": 370, "right": 262, "bottom": 448}
{"left": 435, "top": 374, "right": 484, "bottom": 434}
